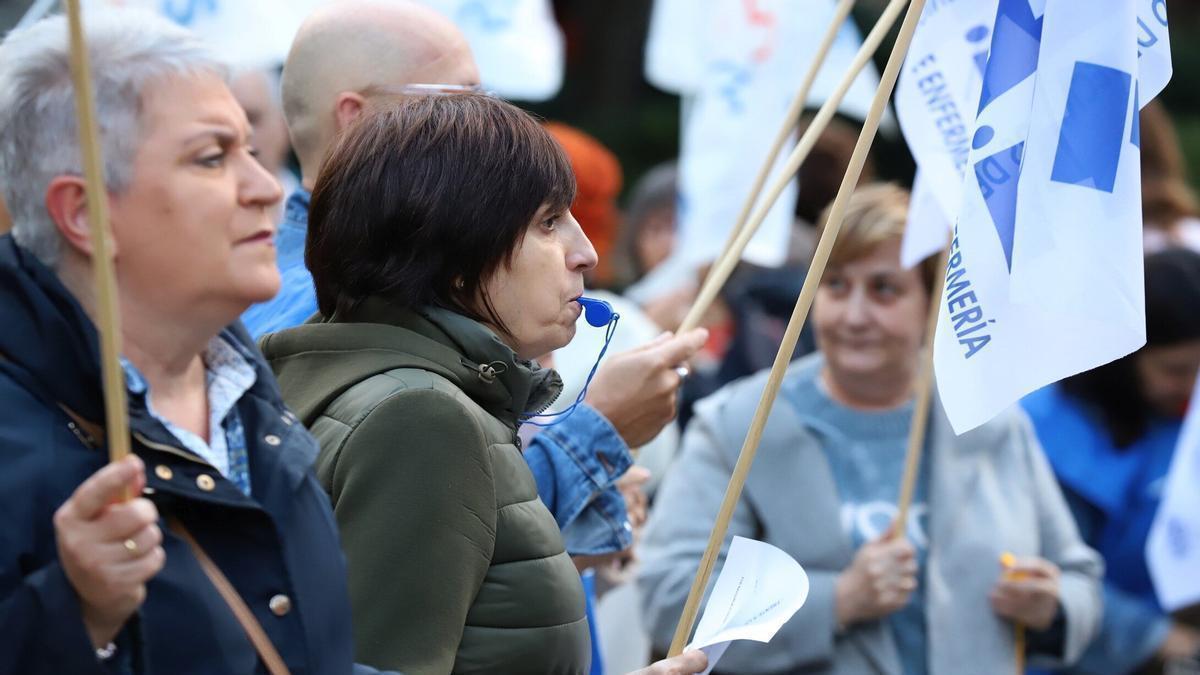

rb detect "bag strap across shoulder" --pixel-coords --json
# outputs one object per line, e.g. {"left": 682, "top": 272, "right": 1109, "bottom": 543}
{"left": 50, "top": 397, "right": 292, "bottom": 675}
{"left": 166, "top": 517, "right": 291, "bottom": 675}
{"left": 2, "top": 347, "right": 293, "bottom": 673}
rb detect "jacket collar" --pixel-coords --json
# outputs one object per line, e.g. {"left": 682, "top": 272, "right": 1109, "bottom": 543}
{"left": 0, "top": 236, "right": 105, "bottom": 421}
{"left": 334, "top": 297, "right": 562, "bottom": 428}
{"left": 0, "top": 236, "right": 314, "bottom": 505}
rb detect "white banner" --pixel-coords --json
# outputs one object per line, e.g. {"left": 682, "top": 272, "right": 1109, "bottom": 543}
{"left": 895, "top": 0, "right": 996, "bottom": 268}
{"left": 645, "top": 0, "right": 711, "bottom": 94}
{"left": 1147, "top": 376, "right": 1200, "bottom": 611}
{"left": 933, "top": 0, "right": 1169, "bottom": 433}
{"left": 421, "top": 0, "right": 563, "bottom": 101}
{"left": 91, "top": 0, "right": 564, "bottom": 100}
{"left": 1136, "top": 0, "right": 1172, "bottom": 103}
{"left": 92, "top": 0, "right": 320, "bottom": 68}
{"left": 667, "top": 0, "right": 884, "bottom": 271}
{"left": 903, "top": 171, "right": 951, "bottom": 268}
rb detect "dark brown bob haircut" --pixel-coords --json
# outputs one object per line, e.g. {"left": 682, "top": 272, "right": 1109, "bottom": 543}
{"left": 306, "top": 93, "right": 576, "bottom": 323}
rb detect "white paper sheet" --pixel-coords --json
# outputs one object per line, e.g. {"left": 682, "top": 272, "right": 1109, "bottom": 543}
{"left": 685, "top": 536, "right": 809, "bottom": 675}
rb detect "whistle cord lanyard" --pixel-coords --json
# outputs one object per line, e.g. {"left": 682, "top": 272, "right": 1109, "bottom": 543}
{"left": 520, "top": 314, "right": 620, "bottom": 428}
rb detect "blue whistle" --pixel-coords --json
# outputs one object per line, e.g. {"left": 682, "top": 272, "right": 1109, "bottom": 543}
{"left": 577, "top": 296, "right": 616, "bottom": 328}
{"left": 523, "top": 296, "right": 621, "bottom": 427}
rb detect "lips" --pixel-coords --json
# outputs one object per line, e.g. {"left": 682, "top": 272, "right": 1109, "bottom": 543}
{"left": 833, "top": 335, "right": 882, "bottom": 349}
{"left": 236, "top": 230, "right": 274, "bottom": 246}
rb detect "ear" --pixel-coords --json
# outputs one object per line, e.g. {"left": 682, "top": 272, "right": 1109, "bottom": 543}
{"left": 44, "top": 175, "right": 115, "bottom": 258}
{"left": 333, "top": 92, "right": 367, "bottom": 132}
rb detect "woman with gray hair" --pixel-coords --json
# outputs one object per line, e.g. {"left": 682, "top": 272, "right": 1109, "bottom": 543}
{"left": 0, "top": 11, "right": 387, "bottom": 674}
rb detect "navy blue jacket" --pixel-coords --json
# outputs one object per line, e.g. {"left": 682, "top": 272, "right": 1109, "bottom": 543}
{"left": 0, "top": 236, "right": 368, "bottom": 674}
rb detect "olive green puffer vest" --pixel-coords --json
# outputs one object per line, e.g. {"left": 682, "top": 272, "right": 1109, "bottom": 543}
{"left": 261, "top": 299, "right": 590, "bottom": 675}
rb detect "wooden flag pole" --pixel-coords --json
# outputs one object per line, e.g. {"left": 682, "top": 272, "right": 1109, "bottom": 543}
{"left": 677, "top": 0, "right": 907, "bottom": 335}
{"left": 667, "top": 0, "right": 927, "bottom": 656}
{"left": 892, "top": 245, "right": 949, "bottom": 537}
{"left": 65, "top": 1, "right": 131, "bottom": 469}
{"left": 709, "top": 0, "right": 857, "bottom": 266}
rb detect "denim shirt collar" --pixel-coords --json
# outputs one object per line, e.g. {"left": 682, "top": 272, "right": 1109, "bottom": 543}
{"left": 121, "top": 334, "right": 257, "bottom": 492}
{"left": 281, "top": 188, "right": 311, "bottom": 235}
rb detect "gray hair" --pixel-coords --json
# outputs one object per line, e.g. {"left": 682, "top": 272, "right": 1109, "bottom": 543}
{"left": 0, "top": 9, "right": 226, "bottom": 266}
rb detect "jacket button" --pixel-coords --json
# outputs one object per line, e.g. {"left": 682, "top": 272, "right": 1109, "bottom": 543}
{"left": 264, "top": 434, "right": 281, "bottom": 446}
{"left": 196, "top": 474, "right": 216, "bottom": 491}
{"left": 154, "top": 465, "right": 174, "bottom": 481}
{"left": 268, "top": 594, "right": 292, "bottom": 617}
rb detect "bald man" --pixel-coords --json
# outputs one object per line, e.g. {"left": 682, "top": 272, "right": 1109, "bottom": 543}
{"left": 242, "top": 1, "right": 478, "bottom": 335}
{"left": 283, "top": 2, "right": 478, "bottom": 193}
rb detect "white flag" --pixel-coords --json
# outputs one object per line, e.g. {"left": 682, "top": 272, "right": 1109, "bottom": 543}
{"left": 1147, "top": 376, "right": 1200, "bottom": 611}
{"left": 671, "top": 0, "right": 884, "bottom": 271}
{"left": 92, "top": 0, "right": 565, "bottom": 100}
{"left": 933, "top": 0, "right": 1170, "bottom": 433}
{"left": 87, "top": 0, "right": 322, "bottom": 68}
{"left": 902, "top": 172, "right": 952, "bottom": 269}
{"left": 895, "top": 0, "right": 997, "bottom": 268}
{"left": 420, "top": 0, "right": 564, "bottom": 101}
{"left": 808, "top": 16, "right": 897, "bottom": 124}
{"left": 1135, "top": 0, "right": 1172, "bottom": 103}
{"left": 645, "top": 0, "right": 712, "bottom": 94}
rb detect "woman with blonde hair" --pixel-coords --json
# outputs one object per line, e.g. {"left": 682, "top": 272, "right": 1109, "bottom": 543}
{"left": 639, "top": 183, "right": 1103, "bottom": 674}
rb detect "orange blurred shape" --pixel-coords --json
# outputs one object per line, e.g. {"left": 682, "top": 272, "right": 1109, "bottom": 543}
{"left": 544, "top": 122, "right": 623, "bottom": 287}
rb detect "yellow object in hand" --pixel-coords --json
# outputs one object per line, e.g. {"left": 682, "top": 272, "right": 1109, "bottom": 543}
{"left": 1001, "top": 551, "right": 1027, "bottom": 675}
{"left": 1000, "top": 552, "right": 1027, "bottom": 581}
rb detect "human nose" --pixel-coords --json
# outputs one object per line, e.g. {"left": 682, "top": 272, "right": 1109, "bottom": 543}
{"left": 843, "top": 286, "right": 871, "bottom": 326}
{"left": 239, "top": 151, "right": 283, "bottom": 210}
{"left": 564, "top": 211, "right": 598, "bottom": 273}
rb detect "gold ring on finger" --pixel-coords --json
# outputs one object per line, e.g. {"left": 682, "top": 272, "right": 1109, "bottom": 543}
{"left": 123, "top": 538, "right": 138, "bottom": 553}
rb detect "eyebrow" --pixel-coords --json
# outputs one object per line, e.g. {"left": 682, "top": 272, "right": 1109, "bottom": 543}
{"left": 182, "top": 125, "right": 247, "bottom": 147}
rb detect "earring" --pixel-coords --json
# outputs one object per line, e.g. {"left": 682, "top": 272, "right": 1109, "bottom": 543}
{"left": 454, "top": 277, "right": 465, "bottom": 290}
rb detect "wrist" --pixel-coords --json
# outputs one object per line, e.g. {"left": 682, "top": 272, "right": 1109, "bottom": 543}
{"left": 81, "top": 605, "right": 125, "bottom": 650}
{"left": 1027, "top": 609, "right": 1056, "bottom": 631}
{"left": 834, "top": 572, "right": 860, "bottom": 627}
